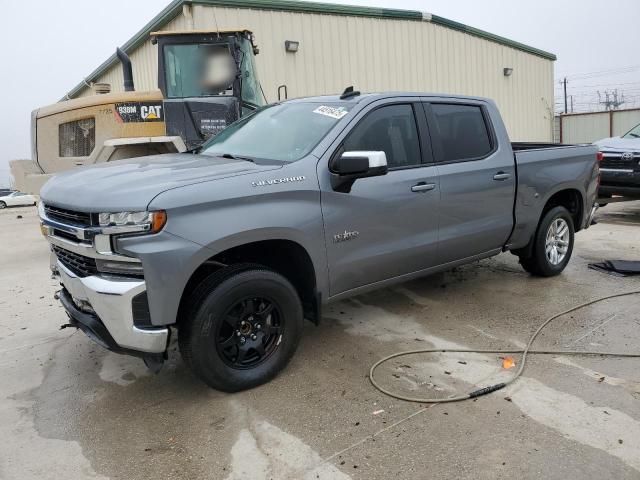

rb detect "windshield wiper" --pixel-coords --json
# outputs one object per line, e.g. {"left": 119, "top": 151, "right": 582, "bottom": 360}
{"left": 220, "top": 153, "right": 255, "bottom": 163}
{"left": 627, "top": 133, "right": 640, "bottom": 138}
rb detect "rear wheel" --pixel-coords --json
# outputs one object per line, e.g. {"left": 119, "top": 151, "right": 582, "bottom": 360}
{"left": 179, "top": 267, "right": 303, "bottom": 391}
{"left": 519, "top": 206, "right": 575, "bottom": 277}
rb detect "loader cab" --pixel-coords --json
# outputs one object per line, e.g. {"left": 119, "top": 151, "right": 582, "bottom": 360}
{"left": 152, "top": 29, "right": 265, "bottom": 150}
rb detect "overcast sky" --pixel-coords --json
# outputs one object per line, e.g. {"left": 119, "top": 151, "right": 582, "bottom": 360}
{"left": 1, "top": 0, "right": 639, "bottom": 187}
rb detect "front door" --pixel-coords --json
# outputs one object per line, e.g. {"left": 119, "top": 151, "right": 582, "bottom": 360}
{"left": 318, "top": 101, "right": 441, "bottom": 296}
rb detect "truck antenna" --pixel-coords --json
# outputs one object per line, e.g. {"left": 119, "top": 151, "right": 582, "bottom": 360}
{"left": 340, "top": 86, "right": 360, "bottom": 99}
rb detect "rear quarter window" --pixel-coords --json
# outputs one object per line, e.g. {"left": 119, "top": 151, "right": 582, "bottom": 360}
{"left": 429, "top": 104, "right": 492, "bottom": 162}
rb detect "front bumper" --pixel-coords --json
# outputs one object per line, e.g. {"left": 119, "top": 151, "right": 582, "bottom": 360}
{"left": 54, "top": 257, "right": 169, "bottom": 355}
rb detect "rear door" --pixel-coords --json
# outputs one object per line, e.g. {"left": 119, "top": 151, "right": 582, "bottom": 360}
{"left": 318, "top": 99, "right": 440, "bottom": 296}
{"left": 423, "top": 100, "right": 515, "bottom": 263}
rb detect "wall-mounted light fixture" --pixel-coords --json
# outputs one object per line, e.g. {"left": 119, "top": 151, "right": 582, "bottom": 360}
{"left": 503, "top": 67, "right": 513, "bottom": 77}
{"left": 284, "top": 40, "right": 300, "bottom": 53}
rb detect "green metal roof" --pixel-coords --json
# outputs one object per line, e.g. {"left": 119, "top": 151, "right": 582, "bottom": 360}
{"left": 63, "top": 0, "right": 556, "bottom": 100}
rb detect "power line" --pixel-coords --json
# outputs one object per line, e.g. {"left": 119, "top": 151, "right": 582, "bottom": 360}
{"left": 554, "top": 80, "right": 640, "bottom": 90}
{"left": 557, "top": 64, "right": 640, "bottom": 81}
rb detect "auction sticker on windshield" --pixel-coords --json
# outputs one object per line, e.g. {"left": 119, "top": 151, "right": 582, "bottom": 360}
{"left": 313, "top": 105, "right": 349, "bottom": 120}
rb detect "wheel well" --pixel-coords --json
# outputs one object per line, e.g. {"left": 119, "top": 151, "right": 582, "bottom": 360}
{"left": 542, "top": 189, "right": 583, "bottom": 232}
{"left": 177, "top": 240, "right": 319, "bottom": 325}
{"left": 512, "top": 189, "right": 583, "bottom": 259}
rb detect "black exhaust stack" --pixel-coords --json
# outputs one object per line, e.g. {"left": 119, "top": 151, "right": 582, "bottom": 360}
{"left": 116, "top": 47, "right": 135, "bottom": 92}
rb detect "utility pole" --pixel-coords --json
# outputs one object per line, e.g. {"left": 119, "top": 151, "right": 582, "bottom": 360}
{"left": 570, "top": 95, "right": 574, "bottom": 113}
{"left": 563, "top": 77, "right": 568, "bottom": 114}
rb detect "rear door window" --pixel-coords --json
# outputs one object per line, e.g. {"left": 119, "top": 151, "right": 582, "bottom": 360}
{"left": 429, "top": 104, "right": 493, "bottom": 162}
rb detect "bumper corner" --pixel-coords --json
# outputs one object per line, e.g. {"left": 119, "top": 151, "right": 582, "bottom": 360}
{"left": 55, "top": 260, "right": 169, "bottom": 355}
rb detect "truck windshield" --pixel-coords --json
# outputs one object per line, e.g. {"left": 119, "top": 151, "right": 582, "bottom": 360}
{"left": 201, "top": 102, "right": 352, "bottom": 162}
{"left": 622, "top": 123, "right": 640, "bottom": 139}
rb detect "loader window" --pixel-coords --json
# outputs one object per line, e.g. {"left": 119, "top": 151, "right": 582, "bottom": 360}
{"left": 239, "top": 38, "right": 264, "bottom": 107}
{"left": 164, "top": 44, "right": 236, "bottom": 98}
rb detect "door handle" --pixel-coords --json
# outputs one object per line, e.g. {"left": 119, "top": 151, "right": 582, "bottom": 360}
{"left": 411, "top": 182, "right": 436, "bottom": 193}
{"left": 493, "top": 172, "right": 511, "bottom": 181}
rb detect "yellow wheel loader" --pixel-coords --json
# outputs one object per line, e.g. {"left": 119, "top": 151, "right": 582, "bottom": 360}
{"left": 11, "top": 30, "right": 264, "bottom": 193}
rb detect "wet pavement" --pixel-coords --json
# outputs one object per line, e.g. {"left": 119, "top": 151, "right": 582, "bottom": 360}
{"left": 1, "top": 202, "right": 639, "bottom": 479}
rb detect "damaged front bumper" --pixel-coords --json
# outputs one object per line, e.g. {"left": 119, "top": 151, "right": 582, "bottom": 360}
{"left": 53, "top": 257, "right": 169, "bottom": 361}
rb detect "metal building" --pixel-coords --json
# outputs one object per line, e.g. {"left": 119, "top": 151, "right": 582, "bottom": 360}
{"left": 64, "top": 0, "right": 556, "bottom": 141}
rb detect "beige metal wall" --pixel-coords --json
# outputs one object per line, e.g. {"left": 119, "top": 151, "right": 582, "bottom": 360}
{"left": 612, "top": 109, "right": 640, "bottom": 137}
{"left": 76, "top": 5, "right": 555, "bottom": 141}
{"left": 559, "top": 109, "right": 640, "bottom": 143}
{"left": 560, "top": 112, "right": 610, "bottom": 144}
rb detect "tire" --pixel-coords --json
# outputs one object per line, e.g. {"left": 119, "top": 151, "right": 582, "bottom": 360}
{"left": 178, "top": 267, "right": 303, "bottom": 392}
{"left": 0, "top": 201, "right": 5, "bottom": 209}
{"left": 519, "top": 206, "right": 575, "bottom": 277}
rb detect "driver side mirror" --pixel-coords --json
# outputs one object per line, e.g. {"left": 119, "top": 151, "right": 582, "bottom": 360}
{"left": 330, "top": 151, "right": 388, "bottom": 193}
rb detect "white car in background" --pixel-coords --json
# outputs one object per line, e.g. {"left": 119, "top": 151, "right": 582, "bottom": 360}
{"left": 0, "top": 191, "right": 37, "bottom": 209}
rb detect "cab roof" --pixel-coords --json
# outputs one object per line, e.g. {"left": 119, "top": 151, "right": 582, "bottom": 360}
{"left": 150, "top": 29, "right": 252, "bottom": 37}
{"left": 286, "top": 91, "right": 491, "bottom": 105}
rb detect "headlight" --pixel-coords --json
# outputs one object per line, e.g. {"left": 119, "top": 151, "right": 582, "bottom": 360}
{"left": 98, "top": 210, "right": 167, "bottom": 234}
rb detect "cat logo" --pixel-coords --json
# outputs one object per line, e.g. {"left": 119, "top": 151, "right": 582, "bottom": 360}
{"left": 114, "top": 102, "right": 164, "bottom": 123}
{"left": 141, "top": 105, "right": 162, "bottom": 120}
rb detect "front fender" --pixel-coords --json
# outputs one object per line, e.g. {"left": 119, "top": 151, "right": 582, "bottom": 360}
{"left": 131, "top": 163, "right": 327, "bottom": 324}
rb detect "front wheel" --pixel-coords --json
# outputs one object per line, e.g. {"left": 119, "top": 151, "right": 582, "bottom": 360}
{"left": 519, "top": 206, "right": 575, "bottom": 277}
{"left": 0, "top": 201, "right": 5, "bottom": 209}
{"left": 179, "top": 267, "right": 303, "bottom": 391}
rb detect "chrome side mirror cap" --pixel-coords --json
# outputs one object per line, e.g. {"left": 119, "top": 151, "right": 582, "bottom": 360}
{"left": 330, "top": 151, "right": 388, "bottom": 192}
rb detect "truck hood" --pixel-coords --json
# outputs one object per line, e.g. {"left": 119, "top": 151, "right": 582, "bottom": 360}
{"left": 40, "top": 153, "right": 282, "bottom": 211}
{"left": 594, "top": 136, "right": 640, "bottom": 151}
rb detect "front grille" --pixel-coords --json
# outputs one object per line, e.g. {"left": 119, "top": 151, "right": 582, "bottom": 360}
{"left": 600, "top": 151, "right": 639, "bottom": 170}
{"left": 52, "top": 245, "right": 97, "bottom": 277}
{"left": 601, "top": 157, "right": 634, "bottom": 169}
{"left": 45, "top": 204, "right": 92, "bottom": 227}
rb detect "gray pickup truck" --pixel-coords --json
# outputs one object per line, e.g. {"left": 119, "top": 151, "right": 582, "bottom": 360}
{"left": 39, "top": 92, "right": 599, "bottom": 391}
